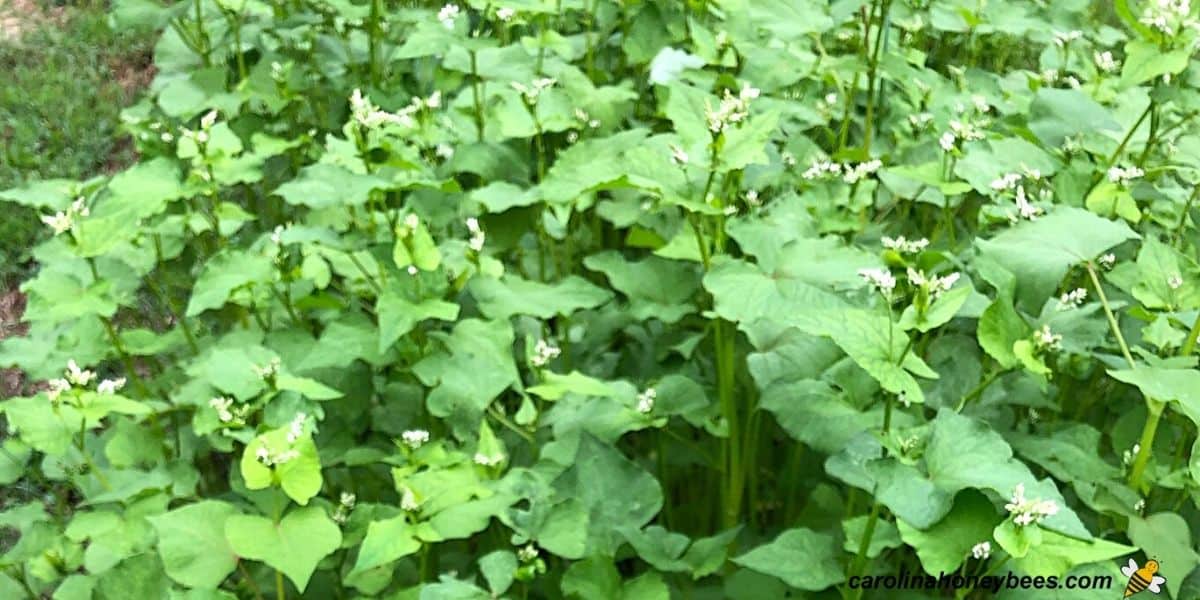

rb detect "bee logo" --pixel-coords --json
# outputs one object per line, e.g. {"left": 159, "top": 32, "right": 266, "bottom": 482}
{"left": 1121, "top": 558, "right": 1165, "bottom": 597}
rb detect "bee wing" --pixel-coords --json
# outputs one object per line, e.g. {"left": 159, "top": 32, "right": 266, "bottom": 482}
{"left": 1121, "top": 558, "right": 1138, "bottom": 577}
{"left": 1147, "top": 575, "right": 1166, "bottom": 593}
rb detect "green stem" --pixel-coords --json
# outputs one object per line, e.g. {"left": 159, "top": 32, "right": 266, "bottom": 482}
{"left": 1086, "top": 263, "right": 1135, "bottom": 367}
{"left": 851, "top": 500, "right": 882, "bottom": 582}
{"left": 470, "top": 51, "right": 485, "bottom": 140}
{"left": 1172, "top": 185, "right": 1200, "bottom": 248}
{"left": 1093, "top": 101, "right": 1153, "bottom": 192}
{"left": 275, "top": 569, "right": 286, "bottom": 600}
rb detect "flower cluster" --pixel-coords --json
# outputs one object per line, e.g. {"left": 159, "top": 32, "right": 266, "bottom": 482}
{"left": 669, "top": 144, "right": 689, "bottom": 165}
{"left": 1033, "top": 324, "right": 1063, "bottom": 351}
{"left": 401, "top": 429, "right": 430, "bottom": 449}
{"left": 496, "top": 7, "right": 515, "bottom": 21}
{"left": 517, "top": 544, "right": 539, "bottom": 562}
{"left": 938, "top": 119, "right": 986, "bottom": 153}
{"left": 1052, "top": 30, "right": 1083, "bottom": 47}
{"left": 511, "top": 78, "right": 557, "bottom": 103}
{"left": 1140, "top": 0, "right": 1197, "bottom": 35}
{"left": 287, "top": 412, "right": 309, "bottom": 443}
{"left": 858, "top": 267, "right": 898, "bottom": 295}
{"left": 1123, "top": 443, "right": 1141, "bottom": 467}
{"left": 252, "top": 357, "right": 281, "bottom": 380}
{"left": 802, "top": 158, "right": 883, "bottom": 184}
{"left": 1168, "top": 273, "right": 1184, "bottom": 289}
{"left": 46, "top": 360, "right": 124, "bottom": 403}
{"left": 636, "top": 388, "right": 656, "bottom": 414}
{"left": 531, "top": 339, "right": 561, "bottom": 367}
{"left": 255, "top": 445, "right": 300, "bottom": 467}
{"left": 1094, "top": 51, "right": 1120, "bottom": 73}
{"left": 400, "top": 485, "right": 421, "bottom": 511}
{"left": 209, "top": 397, "right": 248, "bottom": 426}
{"left": 881, "top": 236, "right": 929, "bottom": 254}
{"left": 466, "top": 217, "right": 486, "bottom": 252}
{"left": 1107, "top": 165, "right": 1145, "bottom": 185}
{"left": 332, "top": 492, "right": 356, "bottom": 524}
{"left": 437, "top": 4, "right": 460, "bottom": 29}
{"left": 350, "top": 89, "right": 440, "bottom": 130}
{"left": 907, "top": 268, "right": 961, "bottom": 299}
{"left": 1098, "top": 253, "right": 1117, "bottom": 269}
{"left": 1057, "top": 288, "right": 1087, "bottom": 310}
{"left": 989, "top": 168, "right": 1047, "bottom": 222}
{"left": 41, "top": 197, "right": 89, "bottom": 236}
{"left": 474, "top": 450, "right": 505, "bottom": 467}
{"left": 1005, "top": 483, "right": 1060, "bottom": 527}
{"left": 971, "top": 541, "right": 992, "bottom": 560}
{"left": 705, "top": 84, "right": 759, "bottom": 133}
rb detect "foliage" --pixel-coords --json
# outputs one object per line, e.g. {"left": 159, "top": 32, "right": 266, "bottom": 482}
{"left": 2, "top": 0, "right": 1200, "bottom": 598}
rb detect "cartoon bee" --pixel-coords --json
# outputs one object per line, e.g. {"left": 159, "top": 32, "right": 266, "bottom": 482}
{"left": 1122, "top": 558, "right": 1166, "bottom": 597}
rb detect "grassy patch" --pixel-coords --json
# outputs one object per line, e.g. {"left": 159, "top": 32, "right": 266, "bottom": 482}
{"left": 0, "top": 3, "right": 153, "bottom": 281}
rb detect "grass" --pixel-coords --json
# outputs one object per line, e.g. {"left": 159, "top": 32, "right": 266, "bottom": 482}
{"left": 0, "top": 2, "right": 154, "bottom": 282}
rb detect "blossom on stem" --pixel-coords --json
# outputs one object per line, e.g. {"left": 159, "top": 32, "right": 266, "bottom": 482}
{"left": 96, "top": 378, "right": 126, "bottom": 395}
{"left": 881, "top": 236, "right": 929, "bottom": 254}
{"left": 402, "top": 429, "right": 431, "bottom": 449}
{"left": 636, "top": 388, "right": 656, "bottom": 414}
{"left": 437, "top": 4, "right": 460, "bottom": 29}
{"left": 531, "top": 339, "right": 561, "bottom": 367}
{"left": 1004, "top": 483, "right": 1060, "bottom": 527}
{"left": 1057, "top": 288, "right": 1087, "bottom": 310}
{"left": 858, "top": 268, "right": 897, "bottom": 294}
{"left": 971, "top": 541, "right": 992, "bottom": 560}
{"left": 65, "top": 360, "right": 96, "bottom": 387}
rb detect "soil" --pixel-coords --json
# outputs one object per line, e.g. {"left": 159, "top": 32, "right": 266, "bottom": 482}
{"left": 0, "top": 290, "right": 25, "bottom": 398}
{"left": 0, "top": 0, "right": 65, "bottom": 43}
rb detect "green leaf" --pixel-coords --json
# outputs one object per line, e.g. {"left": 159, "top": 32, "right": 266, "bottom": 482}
{"left": 759, "top": 380, "right": 875, "bottom": 454}
{"left": 185, "top": 251, "right": 275, "bottom": 316}
{"left": 1085, "top": 182, "right": 1141, "bottom": 223}
{"left": 376, "top": 290, "right": 459, "bottom": 352}
{"left": 1010, "top": 529, "right": 1134, "bottom": 578}
{"left": 898, "top": 285, "right": 971, "bottom": 332}
{"left": 527, "top": 371, "right": 617, "bottom": 401}
{"left": 225, "top": 507, "right": 342, "bottom": 593}
{"left": 478, "top": 551, "right": 517, "bottom": 596}
{"left": 1127, "top": 513, "right": 1200, "bottom": 598}
{"left": 583, "top": 251, "right": 700, "bottom": 323}
{"left": 1027, "top": 89, "right": 1121, "bottom": 148}
{"left": 552, "top": 434, "right": 663, "bottom": 556}
{"left": 976, "top": 207, "right": 1138, "bottom": 310}
{"left": 732, "top": 528, "right": 845, "bottom": 591}
{"left": 828, "top": 310, "right": 938, "bottom": 404}
{"left": 1109, "top": 367, "right": 1200, "bottom": 426}
{"left": 469, "top": 275, "right": 612, "bottom": 319}
{"left": 897, "top": 490, "right": 1002, "bottom": 575}
{"left": 240, "top": 429, "right": 323, "bottom": 505}
{"left": 842, "top": 515, "right": 902, "bottom": 558}
{"left": 273, "top": 164, "right": 388, "bottom": 209}
{"left": 1120, "top": 40, "right": 1191, "bottom": 88}
{"left": 150, "top": 501, "right": 240, "bottom": 589}
{"left": 412, "top": 319, "right": 519, "bottom": 435}
{"left": 977, "top": 298, "right": 1030, "bottom": 369}
{"left": 719, "top": 111, "right": 779, "bottom": 172}
{"left": 350, "top": 515, "right": 421, "bottom": 575}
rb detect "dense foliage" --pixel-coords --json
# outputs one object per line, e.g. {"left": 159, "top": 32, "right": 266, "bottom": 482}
{"left": 2, "top": 0, "right": 1200, "bottom": 598}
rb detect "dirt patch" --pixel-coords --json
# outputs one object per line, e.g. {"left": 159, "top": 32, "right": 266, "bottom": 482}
{"left": 0, "top": 0, "right": 65, "bottom": 43}
{"left": 0, "top": 289, "right": 26, "bottom": 398}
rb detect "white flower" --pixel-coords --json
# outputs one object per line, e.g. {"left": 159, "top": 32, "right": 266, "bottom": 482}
{"left": 1094, "top": 51, "right": 1119, "bottom": 73}
{"left": 907, "top": 268, "right": 960, "bottom": 298}
{"left": 517, "top": 544, "right": 539, "bottom": 562}
{"left": 938, "top": 131, "right": 957, "bottom": 152}
{"left": 1134, "top": 498, "right": 1146, "bottom": 513}
{"left": 1005, "top": 483, "right": 1060, "bottom": 527}
{"left": 46, "top": 379, "right": 71, "bottom": 403}
{"left": 843, "top": 159, "right": 882, "bottom": 184}
{"left": 1099, "top": 253, "right": 1116, "bottom": 269}
{"left": 435, "top": 143, "right": 454, "bottom": 159}
{"left": 802, "top": 159, "right": 842, "bottom": 180}
{"left": 466, "top": 217, "right": 486, "bottom": 252}
{"left": 209, "top": 397, "right": 236, "bottom": 423}
{"left": 972, "top": 94, "right": 990, "bottom": 113}
{"left": 251, "top": 357, "right": 281, "bottom": 380}
{"left": 1052, "top": 30, "right": 1083, "bottom": 47}
{"left": 40, "top": 211, "right": 73, "bottom": 236}
{"left": 1107, "top": 165, "right": 1145, "bottom": 185}
{"left": 971, "top": 541, "right": 991, "bottom": 560}
{"left": 1167, "top": 273, "right": 1184, "bottom": 289}
{"left": 1140, "top": 0, "right": 1195, "bottom": 34}
{"left": 745, "top": 189, "right": 760, "bottom": 206}
{"left": 287, "top": 412, "right": 308, "bottom": 443}
{"left": 340, "top": 492, "right": 357, "bottom": 508}
{"left": 401, "top": 429, "right": 431, "bottom": 449}
{"left": 437, "top": 4, "right": 460, "bottom": 29}
{"left": 781, "top": 151, "right": 797, "bottom": 166}
{"left": 200, "top": 109, "right": 219, "bottom": 129}
{"left": 474, "top": 451, "right": 504, "bottom": 467}
{"left": 858, "top": 268, "right": 897, "bottom": 294}
{"left": 407, "top": 265, "right": 419, "bottom": 275}
{"left": 1033, "top": 324, "right": 1063, "bottom": 350}
{"left": 96, "top": 378, "right": 126, "bottom": 395}
{"left": 908, "top": 113, "right": 933, "bottom": 128}
{"left": 65, "top": 360, "right": 96, "bottom": 387}
{"left": 400, "top": 486, "right": 421, "bottom": 511}
{"left": 990, "top": 173, "right": 1022, "bottom": 191}
{"left": 255, "top": 446, "right": 271, "bottom": 464}
{"left": 511, "top": 78, "right": 557, "bottom": 102}
{"left": 1013, "top": 186, "right": 1043, "bottom": 221}
{"left": 636, "top": 388, "right": 656, "bottom": 414}
{"left": 1123, "top": 443, "right": 1141, "bottom": 466}
{"left": 704, "top": 84, "right": 758, "bottom": 133}
{"left": 496, "top": 6, "right": 515, "bottom": 21}
{"left": 425, "top": 90, "right": 441, "bottom": 109}
{"left": 1057, "top": 288, "right": 1087, "bottom": 310}
{"left": 531, "top": 338, "right": 561, "bottom": 367}
{"left": 669, "top": 144, "right": 689, "bottom": 165}
{"left": 824, "top": 92, "right": 838, "bottom": 106}
{"left": 881, "top": 236, "right": 929, "bottom": 254}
